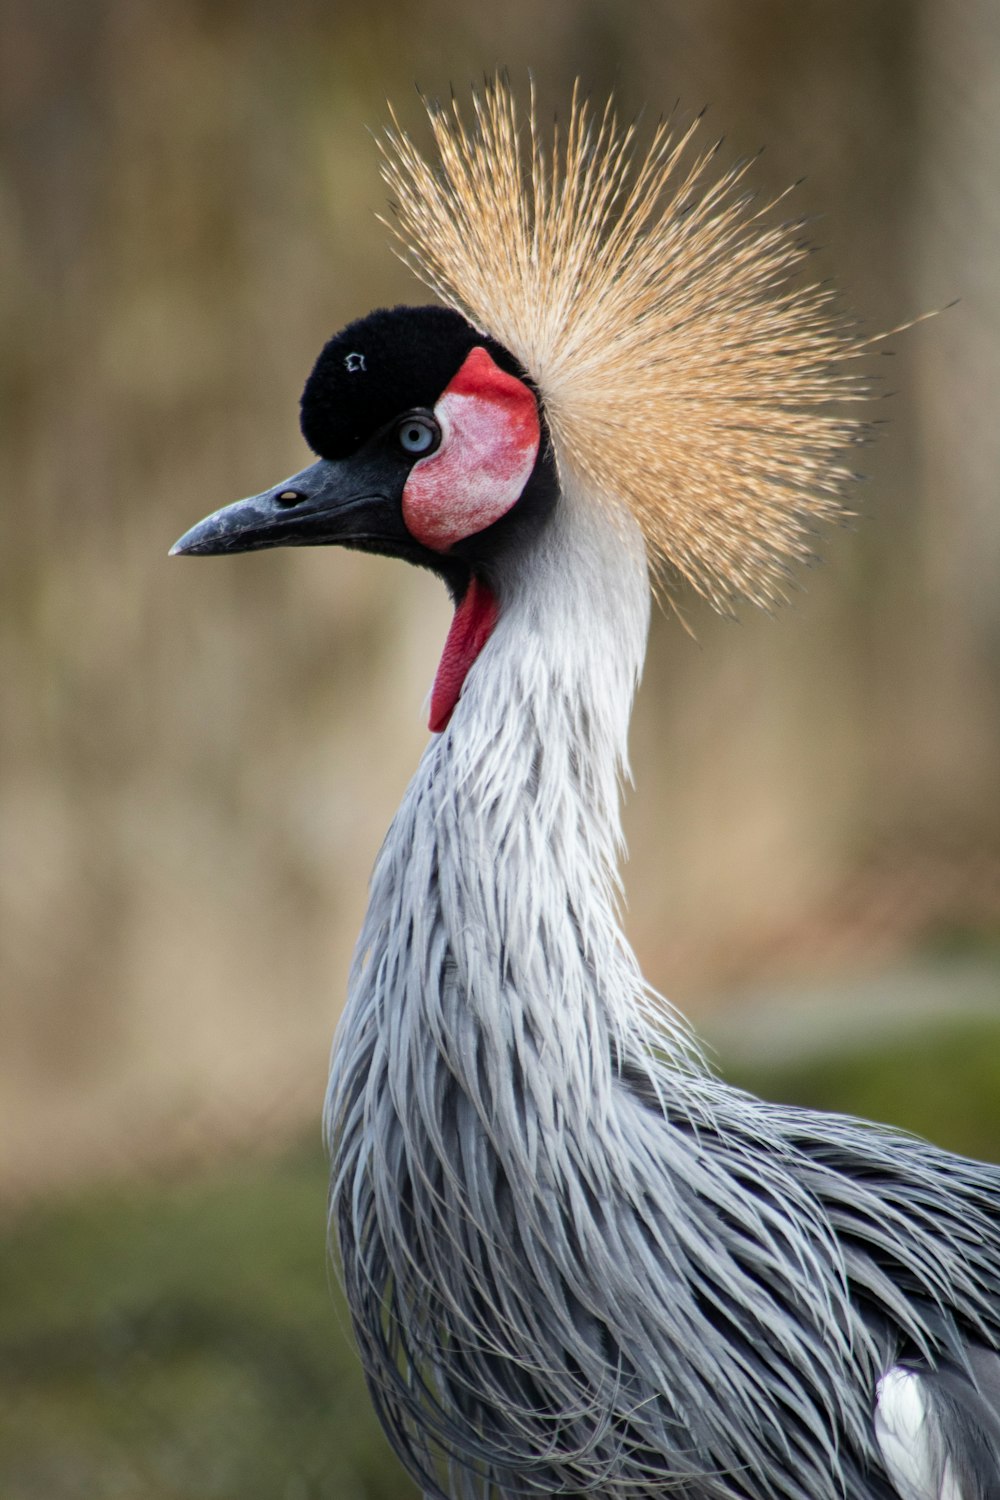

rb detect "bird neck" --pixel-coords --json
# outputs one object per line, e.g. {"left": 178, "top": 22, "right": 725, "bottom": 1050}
{"left": 333, "top": 484, "right": 672, "bottom": 1144}
{"left": 447, "top": 477, "right": 650, "bottom": 886}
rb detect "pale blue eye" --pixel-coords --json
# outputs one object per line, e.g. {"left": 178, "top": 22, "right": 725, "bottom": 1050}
{"left": 398, "top": 416, "right": 439, "bottom": 455}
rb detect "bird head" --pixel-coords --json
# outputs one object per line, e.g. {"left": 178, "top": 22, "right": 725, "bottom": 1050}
{"left": 170, "top": 303, "right": 558, "bottom": 583}
{"left": 172, "top": 79, "right": 869, "bottom": 726}
{"left": 171, "top": 303, "right": 559, "bottom": 728}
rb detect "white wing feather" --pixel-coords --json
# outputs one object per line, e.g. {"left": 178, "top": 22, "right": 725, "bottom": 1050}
{"left": 876, "top": 1367, "right": 965, "bottom": 1500}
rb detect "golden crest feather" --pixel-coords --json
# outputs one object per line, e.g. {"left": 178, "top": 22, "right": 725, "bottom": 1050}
{"left": 379, "top": 77, "right": 870, "bottom": 609}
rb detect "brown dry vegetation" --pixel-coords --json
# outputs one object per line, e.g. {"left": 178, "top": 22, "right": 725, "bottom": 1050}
{"left": 2, "top": 0, "right": 999, "bottom": 1205}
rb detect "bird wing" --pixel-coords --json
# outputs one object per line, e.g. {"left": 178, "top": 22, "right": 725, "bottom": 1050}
{"left": 875, "top": 1353, "right": 1000, "bottom": 1500}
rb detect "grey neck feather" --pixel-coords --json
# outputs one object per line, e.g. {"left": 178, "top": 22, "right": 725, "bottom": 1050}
{"left": 326, "top": 484, "right": 1000, "bottom": 1500}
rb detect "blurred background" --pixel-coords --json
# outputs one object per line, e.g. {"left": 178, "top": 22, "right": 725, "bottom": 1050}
{"left": 2, "top": 1, "right": 999, "bottom": 1495}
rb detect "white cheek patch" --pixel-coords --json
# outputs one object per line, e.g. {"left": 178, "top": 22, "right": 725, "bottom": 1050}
{"left": 402, "top": 347, "right": 540, "bottom": 551}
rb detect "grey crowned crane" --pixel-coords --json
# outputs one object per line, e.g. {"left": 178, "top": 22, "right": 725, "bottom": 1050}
{"left": 172, "top": 82, "right": 1000, "bottom": 1500}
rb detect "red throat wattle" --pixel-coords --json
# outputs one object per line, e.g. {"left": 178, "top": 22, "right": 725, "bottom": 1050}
{"left": 429, "top": 577, "right": 499, "bottom": 733}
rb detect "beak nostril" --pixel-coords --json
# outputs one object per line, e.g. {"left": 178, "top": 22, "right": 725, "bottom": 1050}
{"left": 275, "top": 488, "right": 306, "bottom": 508}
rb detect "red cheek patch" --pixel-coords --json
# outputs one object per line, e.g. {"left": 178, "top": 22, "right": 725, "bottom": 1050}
{"left": 402, "top": 346, "right": 540, "bottom": 551}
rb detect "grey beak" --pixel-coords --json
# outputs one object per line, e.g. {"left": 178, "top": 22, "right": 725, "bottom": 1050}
{"left": 169, "top": 457, "right": 392, "bottom": 557}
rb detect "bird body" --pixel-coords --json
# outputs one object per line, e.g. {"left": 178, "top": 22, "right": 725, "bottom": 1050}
{"left": 325, "top": 463, "right": 1000, "bottom": 1500}
{"left": 173, "top": 81, "right": 1000, "bottom": 1500}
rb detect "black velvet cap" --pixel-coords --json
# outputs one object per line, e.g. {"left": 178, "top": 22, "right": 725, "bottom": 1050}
{"left": 299, "top": 304, "right": 526, "bottom": 460}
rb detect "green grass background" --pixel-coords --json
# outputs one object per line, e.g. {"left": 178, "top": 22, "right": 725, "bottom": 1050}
{"left": 4, "top": 1018, "right": 1000, "bottom": 1500}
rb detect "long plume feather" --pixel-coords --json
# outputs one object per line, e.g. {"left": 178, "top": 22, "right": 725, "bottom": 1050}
{"left": 379, "top": 77, "right": 871, "bottom": 609}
